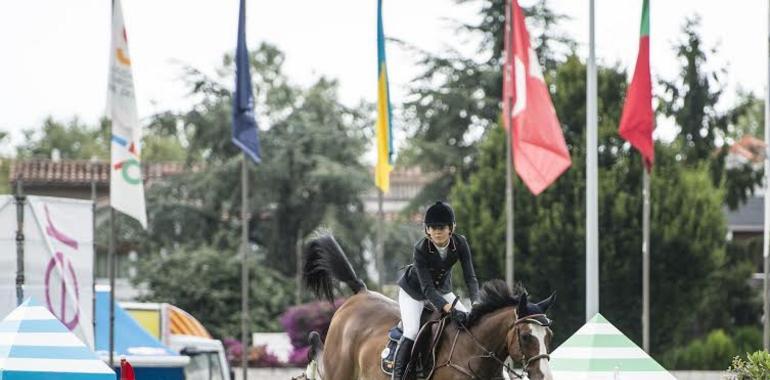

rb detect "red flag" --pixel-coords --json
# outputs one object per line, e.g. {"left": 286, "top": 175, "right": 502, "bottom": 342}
{"left": 120, "top": 357, "right": 136, "bottom": 380}
{"left": 503, "top": 0, "right": 571, "bottom": 195}
{"left": 619, "top": 0, "right": 654, "bottom": 170}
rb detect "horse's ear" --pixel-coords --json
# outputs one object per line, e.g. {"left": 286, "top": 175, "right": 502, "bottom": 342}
{"left": 517, "top": 292, "right": 528, "bottom": 316}
{"left": 536, "top": 291, "right": 557, "bottom": 313}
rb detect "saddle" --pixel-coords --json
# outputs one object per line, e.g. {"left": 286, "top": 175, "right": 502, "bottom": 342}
{"left": 381, "top": 307, "right": 448, "bottom": 379}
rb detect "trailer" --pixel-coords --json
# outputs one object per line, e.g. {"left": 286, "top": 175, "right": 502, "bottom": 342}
{"left": 121, "top": 301, "right": 233, "bottom": 380}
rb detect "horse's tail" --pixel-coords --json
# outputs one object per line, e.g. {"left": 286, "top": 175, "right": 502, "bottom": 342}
{"left": 303, "top": 234, "right": 367, "bottom": 302}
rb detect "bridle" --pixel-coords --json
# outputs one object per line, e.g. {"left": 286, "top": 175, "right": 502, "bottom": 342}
{"left": 434, "top": 313, "right": 552, "bottom": 379}
{"left": 512, "top": 314, "right": 552, "bottom": 373}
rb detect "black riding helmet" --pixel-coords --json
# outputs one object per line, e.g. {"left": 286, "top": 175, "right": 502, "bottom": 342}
{"left": 424, "top": 201, "right": 455, "bottom": 227}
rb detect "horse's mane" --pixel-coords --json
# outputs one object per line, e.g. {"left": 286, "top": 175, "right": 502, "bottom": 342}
{"left": 467, "top": 279, "right": 527, "bottom": 326}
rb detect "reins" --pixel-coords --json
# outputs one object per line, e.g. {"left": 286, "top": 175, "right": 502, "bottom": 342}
{"left": 434, "top": 313, "right": 551, "bottom": 380}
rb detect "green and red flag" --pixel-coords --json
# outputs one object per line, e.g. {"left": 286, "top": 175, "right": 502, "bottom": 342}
{"left": 619, "top": 0, "right": 654, "bottom": 170}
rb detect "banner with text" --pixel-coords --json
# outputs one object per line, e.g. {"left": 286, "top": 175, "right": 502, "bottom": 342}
{"left": 0, "top": 195, "right": 95, "bottom": 348}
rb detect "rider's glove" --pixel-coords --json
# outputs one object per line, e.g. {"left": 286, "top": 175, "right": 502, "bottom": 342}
{"left": 451, "top": 308, "right": 469, "bottom": 327}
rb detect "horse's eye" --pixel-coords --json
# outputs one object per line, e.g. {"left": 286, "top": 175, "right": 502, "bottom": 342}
{"left": 521, "top": 334, "right": 532, "bottom": 342}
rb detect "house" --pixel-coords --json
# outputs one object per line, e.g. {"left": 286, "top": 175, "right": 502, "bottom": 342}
{"left": 361, "top": 166, "right": 436, "bottom": 222}
{"left": 723, "top": 135, "right": 766, "bottom": 241}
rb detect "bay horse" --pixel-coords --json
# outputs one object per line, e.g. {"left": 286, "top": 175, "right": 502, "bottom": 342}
{"left": 302, "top": 234, "right": 555, "bottom": 380}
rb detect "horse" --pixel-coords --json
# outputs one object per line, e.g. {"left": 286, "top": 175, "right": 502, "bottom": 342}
{"left": 301, "top": 234, "right": 556, "bottom": 380}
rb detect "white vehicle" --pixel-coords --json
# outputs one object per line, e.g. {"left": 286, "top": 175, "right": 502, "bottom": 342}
{"left": 121, "top": 301, "right": 233, "bottom": 380}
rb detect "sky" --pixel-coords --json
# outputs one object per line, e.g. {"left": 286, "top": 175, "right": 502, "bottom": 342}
{"left": 0, "top": 0, "right": 767, "bottom": 158}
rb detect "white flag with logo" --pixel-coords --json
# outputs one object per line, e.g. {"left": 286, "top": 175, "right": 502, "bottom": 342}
{"left": 107, "top": 0, "right": 147, "bottom": 228}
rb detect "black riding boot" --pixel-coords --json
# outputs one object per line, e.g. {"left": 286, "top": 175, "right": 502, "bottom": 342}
{"left": 391, "top": 337, "right": 414, "bottom": 380}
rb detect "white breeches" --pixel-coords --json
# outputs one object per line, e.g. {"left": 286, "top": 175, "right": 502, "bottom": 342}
{"left": 398, "top": 288, "right": 468, "bottom": 340}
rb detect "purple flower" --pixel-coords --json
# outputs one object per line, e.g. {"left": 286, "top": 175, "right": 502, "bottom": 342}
{"left": 279, "top": 299, "right": 345, "bottom": 349}
{"left": 288, "top": 346, "right": 311, "bottom": 366}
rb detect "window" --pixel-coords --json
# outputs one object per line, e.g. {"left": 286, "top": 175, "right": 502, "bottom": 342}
{"left": 184, "top": 351, "right": 224, "bottom": 380}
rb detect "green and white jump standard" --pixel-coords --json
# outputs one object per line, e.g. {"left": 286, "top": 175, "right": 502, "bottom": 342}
{"left": 550, "top": 314, "right": 676, "bottom": 380}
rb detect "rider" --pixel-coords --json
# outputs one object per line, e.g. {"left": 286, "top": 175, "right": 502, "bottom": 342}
{"left": 391, "top": 201, "right": 480, "bottom": 380}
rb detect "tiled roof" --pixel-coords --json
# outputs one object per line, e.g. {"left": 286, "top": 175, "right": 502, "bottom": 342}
{"left": 729, "top": 135, "right": 766, "bottom": 163}
{"left": 9, "top": 159, "right": 189, "bottom": 185}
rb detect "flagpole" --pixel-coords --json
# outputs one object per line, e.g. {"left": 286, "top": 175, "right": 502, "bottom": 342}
{"left": 296, "top": 228, "right": 303, "bottom": 304}
{"left": 108, "top": 207, "right": 115, "bottom": 368}
{"left": 108, "top": 0, "right": 116, "bottom": 369}
{"left": 763, "top": 0, "right": 770, "bottom": 350}
{"left": 506, "top": 123, "right": 515, "bottom": 288}
{"left": 241, "top": 154, "right": 250, "bottom": 380}
{"left": 90, "top": 159, "right": 98, "bottom": 343}
{"left": 586, "top": 0, "right": 600, "bottom": 322}
{"left": 504, "top": 0, "right": 514, "bottom": 289}
{"left": 377, "top": 190, "right": 385, "bottom": 289}
{"left": 14, "top": 178, "right": 25, "bottom": 306}
{"left": 642, "top": 168, "right": 650, "bottom": 352}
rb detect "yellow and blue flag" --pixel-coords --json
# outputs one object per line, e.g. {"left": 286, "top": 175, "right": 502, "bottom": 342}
{"left": 375, "top": 0, "right": 393, "bottom": 193}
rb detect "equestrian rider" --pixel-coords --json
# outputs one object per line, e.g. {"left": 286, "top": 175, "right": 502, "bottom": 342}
{"left": 391, "top": 201, "right": 481, "bottom": 380}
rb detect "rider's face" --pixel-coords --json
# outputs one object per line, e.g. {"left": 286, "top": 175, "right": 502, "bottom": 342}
{"left": 427, "top": 224, "right": 451, "bottom": 246}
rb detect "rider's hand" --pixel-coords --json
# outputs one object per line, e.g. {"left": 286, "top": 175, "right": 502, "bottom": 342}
{"left": 450, "top": 308, "right": 469, "bottom": 327}
{"left": 442, "top": 303, "right": 453, "bottom": 314}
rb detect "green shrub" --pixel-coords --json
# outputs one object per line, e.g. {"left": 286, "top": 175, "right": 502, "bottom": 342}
{"left": 703, "top": 330, "right": 738, "bottom": 369}
{"left": 733, "top": 326, "right": 763, "bottom": 355}
{"left": 727, "top": 350, "right": 770, "bottom": 379}
{"left": 662, "top": 329, "right": 736, "bottom": 370}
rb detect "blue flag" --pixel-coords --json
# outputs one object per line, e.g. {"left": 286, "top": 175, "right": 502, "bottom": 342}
{"left": 232, "top": 0, "right": 261, "bottom": 163}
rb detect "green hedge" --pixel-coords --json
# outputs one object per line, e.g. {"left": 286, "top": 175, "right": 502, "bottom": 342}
{"left": 661, "top": 327, "right": 762, "bottom": 370}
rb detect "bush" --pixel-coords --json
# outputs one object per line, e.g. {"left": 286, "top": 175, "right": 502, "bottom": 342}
{"left": 661, "top": 327, "right": 764, "bottom": 370}
{"left": 733, "top": 326, "right": 763, "bottom": 355}
{"left": 223, "top": 338, "right": 285, "bottom": 368}
{"left": 662, "top": 329, "right": 736, "bottom": 370}
{"left": 279, "top": 299, "right": 344, "bottom": 366}
{"left": 704, "top": 330, "right": 738, "bottom": 369}
{"left": 727, "top": 350, "right": 770, "bottom": 379}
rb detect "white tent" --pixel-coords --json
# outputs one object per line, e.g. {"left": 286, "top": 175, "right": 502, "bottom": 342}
{"left": 550, "top": 313, "right": 676, "bottom": 380}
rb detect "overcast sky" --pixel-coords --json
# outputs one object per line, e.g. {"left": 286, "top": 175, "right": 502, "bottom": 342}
{"left": 0, "top": 0, "right": 767, "bottom": 157}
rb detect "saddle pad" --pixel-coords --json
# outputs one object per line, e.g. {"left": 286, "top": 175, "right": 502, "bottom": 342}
{"left": 380, "top": 319, "right": 445, "bottom": 379}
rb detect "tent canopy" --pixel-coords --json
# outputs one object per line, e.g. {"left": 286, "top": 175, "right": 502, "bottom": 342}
{"left": 550, "top": 314, "right": 676, "bottom": 380}
{"left": 0, "top": 298, "right": 114, "bottom": 380}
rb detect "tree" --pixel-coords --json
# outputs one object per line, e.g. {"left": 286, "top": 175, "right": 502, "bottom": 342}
{"left": 659, "top": 17, "right": 725, "bottom": 167}
{"left": 721, "top": 92, "right": 765, "bottom": 209}
{"left": 15, "top": 115, "right": 187, "bottom": 163}
{"left": 452, "top": 53, "right": 731, "bottom": 356}
{"left": 398, "top": 0, "right": 574, "bottom": 207}
{"left": 16, "top": 117, "right": 110, "bottom": 160}
{"left": 659, "top": 17, "right": 764, "bottom": 210}
{"left": 725, "top": 92, "right": 764, "bottom": 140}
{"left": 133, "top": 43, "right": 373, "bottom": 279}
{"left": 0, "top": 130, "right": 8, "bottom": 194}
{"left": 134, "top": 245, "right": 294, "bottom": 338}
{"left": 452, "top": 53, "right": 626, "bottom": 345}
{"left": 113, "top": 43, "right": 376, "bottom": 334}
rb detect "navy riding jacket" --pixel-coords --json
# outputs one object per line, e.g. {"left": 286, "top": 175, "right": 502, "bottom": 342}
{"left": 397, "top": 234, "right": 480, "bottom": 311}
